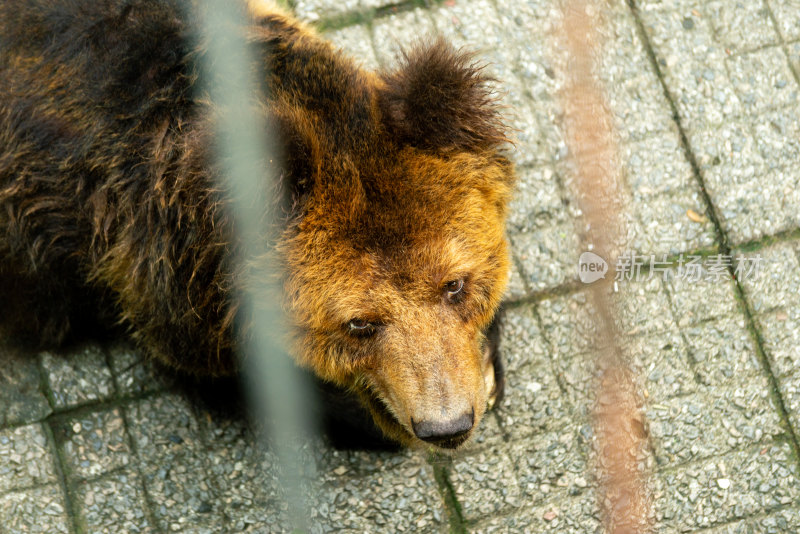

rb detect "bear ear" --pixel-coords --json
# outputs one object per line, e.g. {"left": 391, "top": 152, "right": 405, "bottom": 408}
{"left": 378, "top": 38, "right": 508, "bottom": 151}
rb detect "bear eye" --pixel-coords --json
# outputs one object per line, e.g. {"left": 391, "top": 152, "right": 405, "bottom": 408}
{"left": 347, "top": 319, "right": 377, "bottom": 338}
{"left": 444, "top": 279, "right": 465, "bottom": 302}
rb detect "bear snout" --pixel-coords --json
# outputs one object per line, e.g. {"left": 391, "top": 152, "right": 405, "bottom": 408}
{"left": 411, "top": 409, "right": 474, "bottom": 449}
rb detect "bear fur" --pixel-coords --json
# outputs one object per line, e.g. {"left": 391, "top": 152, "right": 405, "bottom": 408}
{"left": 0, "top": 0, "right": 515, "bottom": 449}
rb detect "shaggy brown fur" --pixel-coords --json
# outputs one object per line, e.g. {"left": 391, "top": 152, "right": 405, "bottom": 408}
{"left": 0, "top": 0, "right": 515, "bottom": 449}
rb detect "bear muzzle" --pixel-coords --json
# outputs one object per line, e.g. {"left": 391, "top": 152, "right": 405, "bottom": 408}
{"left": 411, "top": 409, "right": 474, "bottom": 449}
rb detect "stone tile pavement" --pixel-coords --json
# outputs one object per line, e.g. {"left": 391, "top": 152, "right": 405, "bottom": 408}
{"left": 3, "top": 0, "right": 800, "bottom": 532}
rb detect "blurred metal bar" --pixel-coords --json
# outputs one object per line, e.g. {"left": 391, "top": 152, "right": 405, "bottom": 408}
{"left": 556, "top": 1, "right": 654, "bottom": 532}
{"left": 195, "top": 1, "right": 312, "bottom": 530}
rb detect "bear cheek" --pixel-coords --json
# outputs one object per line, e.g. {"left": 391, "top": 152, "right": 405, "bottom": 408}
{"left": 289, "top": 327, "right": 361, "bottom": 387}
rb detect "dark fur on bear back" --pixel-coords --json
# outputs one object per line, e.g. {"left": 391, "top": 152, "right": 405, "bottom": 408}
{"left": 0, "top": 0, "right": 508, "bottom": 377}
{"left": 2, "top": 0, "right": 230, "bottom": 371}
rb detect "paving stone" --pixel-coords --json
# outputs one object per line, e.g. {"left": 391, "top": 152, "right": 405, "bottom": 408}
{"left": 323, "top": 24, "right": 379, "bottom": 71}
{"left": 310, "top": 455, "right": 445, "bottom": 533}
{"left": 787, "top": 39, "right": 800, "bottom": 74}
{"left": 700, "top": 152, "right": 800, "bottom": 242}
{"left": 40, "top": 344, "right": 115, "bottom": 409}
{"left": 513, "top": 428, "right": 591, "bottom": 503}
{"left": 608, "top": 70, "right": 677, "bottom": 143}
{"left": 737, "top": 242, "right": 800, "bottom": 314}
{"left": 665, "top": 273, "right": 739, "bottom": 327}
{"left": 292, "top": 0, "right": 358, "bottom": 23}
{"left": 493, "top": 0, "right": 562, "bottom": 41}
{"left": 108, "top": 342, "right": 174, "bottom": 397}
{"left": 692, "top": 123, "right": 800, "bottom": 240}
{"left": 636, "top": 0, "right": 700, "bottom": 12}
{"left": 647, "top": 382, "right": 782, "bottom": 468}
{"left": 504, "top": 257, "right": 529, "bottom": 301}
{"left": 358, "top": 0, "right": 397, "bottom": 11}
{"left": 313, "top": 441, "right": 420, "bottom": 478}
{"left": 511, "top": 222, "right": 580, "bottom": 291}
{"left": 685, "top": 507, "right": 800, "bottom": 534}
{"left": 55, "top": 408, "right": 131, "bottom": 480}
{"left": 204, "top": 416, "right": 435, "bottom": 534}
{"left": 622, "top": 130, "right": 695, "bottom": 199}
{"left": 0, "top": 424, "right": 57, "bottom": 493}
{"left": 502, "top": 84, "right": 558, "bottom": 167}
{"left": 462, "top": 410, "right": 506, "bottom": 453}
{"left": 688, "top": 118, "right": 765, "bottom": 171}
{"left": 775, "top": 367, "right": 800, "bottom": 440}
{"left": 768, "top": 0, "right": 800, "bottom": 41}
{"left": 471, "top": 31, "right": 554, "bottom": 166}
{"left": 614, "top": 276, "right": 676, "bottom": 336}
{"left": 427, "top": 0, "right": 512, "bottom": 75}
{"left": 469, "top": 489, "right": 601, "bottom": 533}
{"left": 494, "top": 305, "right": 574, "bottom": 440}
{"left": 726, "top": 46, "right": 798, "bottom": 115}
{"left": 751, "top": 310, "right": 800, "bottom": 380}
{"left": 507, "top": 165, "right": 566, "bottom": 233}
{"left": 629, "top": 330, "right": 698, "bottom": 400}
{"left": 498, "top": 304, "right": 548, "bottom": 384}
{"left": 235, "top": 523, "right": 286, "bottom": 534}
{"left": 538, "top": 292, "right": 603, "bottom": 357}
{"left": 452, "top": 426, "right": 596, "bottom": 531}
{"left": 126, "top": 394, "right": 229, "bottom": 531}
{"left": 704, "top": 0, "right": 778, "bottom": 53}
{"left": 202, "top": 416, "right": 287, "bottom": 532}
{"left": 681, "top": 315, "right": 764, "bottom": 386}
{"left": 629, "top": 188, "right": 717, "bottom": 256}
{"left": 538, "top": 276, "right": 677, "bottom": 352}
{"left": 547, "top": 350, "right": 601, "bottom": 419}
{"left": 748, "top": 509, "right": 800, "bottom": 533}
{"left": 449, "top": 448, "right": 522, "bottom": 521}
{"left": 751, "top": 289, "right": 800, "bottom": 438}
{"left": 602, "top": 12, "right": 675, "bottom": 141}
{"left": 123, "top": 392, "right": 235, "bottom": 531}
{"left": 640, "top": 7, "right": 742, "bottom": 130}
{"left": 515, "top": 1, "right": 659, "bottom": 154}
{"left": 654, "top": 441, "right": 800, "bottom": 531}
{"left": 706, "top": 165, "right": 799, "bottom": 243}
{"left": 478, "top": 500, "right": 600, "bottom": 533}
{"left": 141, "top": 450, "right": 226, "bottom": 533}
{"left": 0, "top": 484, "right": 70, "bottom": 534}
{"left": 511, "top": 20, "right": 568, "bottom": 162}
{"left": 77, "top": 471, "right": 155, "bottom": 534}
{"left": 125, "top": 393, "right": 203, "bottom": 461}
{"left": 752, "top": 105, "right": 800, "bottom": 170}
{"left": 0, "top": 344, "right": 51, "bottom": 427}
{"left": 370, "top": 8, "right": 436, "bottom": 68}
{"left": 538, "top": 286, "right": 697, "bottom": 406}
{"left": 451, "top": 430, "right": 589, "bottom": 523}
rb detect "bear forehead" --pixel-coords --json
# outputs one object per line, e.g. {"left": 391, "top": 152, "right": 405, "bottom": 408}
{"left": 299, "top": 152, "right": 507, "bottom": 237}
{"left": 288, "top": 197, "right": 505, "bottom": 299}
{"left": 298, "top": 182, "right": 501, "bottom": 257}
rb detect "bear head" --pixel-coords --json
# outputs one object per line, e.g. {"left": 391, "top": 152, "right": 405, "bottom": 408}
{"left": 275, "top": 39, "right": 515, "bottom": 450}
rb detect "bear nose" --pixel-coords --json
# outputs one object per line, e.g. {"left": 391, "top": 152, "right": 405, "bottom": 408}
{"left": 411, "top": 411, "right": 474, "bottom": 448}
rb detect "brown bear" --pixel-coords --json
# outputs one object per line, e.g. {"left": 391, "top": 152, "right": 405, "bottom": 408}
{"left": 0, "top": 0, "right": 515, "bottom": 450}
